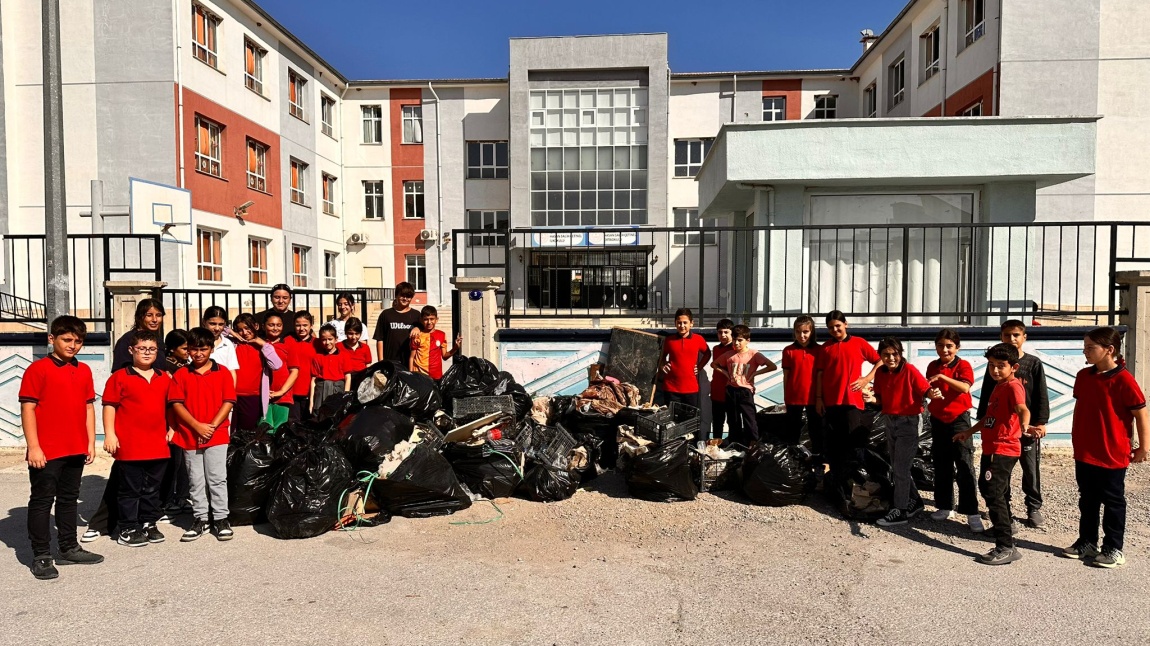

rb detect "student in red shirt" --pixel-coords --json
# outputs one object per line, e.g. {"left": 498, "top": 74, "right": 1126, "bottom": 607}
{"left": 1060, "top": 327, "right": 1149, "bottom": 568}
{"left": 229, "top": 313, "right": 283, "bottom": 432}
{"left": 20, "top": 315, "right": 104, "bottom": 579}
{"left": 169, "top": 327, "right": 236, "bottom": 543}
{"left": 263, "top": 313, "right": 297, "bottom": 420}
{"left": 814, "top": 310, "right": 880, "bottom": 478}
{"left": 101, "top": 329, "right": 174, "bottom": 548}
{"left": 954, "top": 343, "right": 1032, "bottom": 566}
{"left": 713, "top": 325, "right": 776, "bottom": 445}
{"left": 341, "top": 317, "right": 373, "bottom": 373}
{"left": 708, "top": 319, "right": 736, "bottom": 441}
{"left": 925, "top": 328, "right": 983, "bottom": 532}
{"left": 312, "top": 324, "right": 348, "bottom": 409}
{"left": 660, "top": 308, "right": 711, "bottom": 411}
{"left": 781, "top": 315, "right": 822, "bottom": 449}
{"left": 873, "top": 337, "right": 934, "bottom": 527}
{"left": 288, "top": 311, "right": 320, "bottom": 421}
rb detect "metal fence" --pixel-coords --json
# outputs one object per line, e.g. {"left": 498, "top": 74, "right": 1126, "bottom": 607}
{"left": 453, "top": 221, "right": 1150, "bottom": 327}
{"left": 161, "top": 288, "right": 371, "bottom": 331}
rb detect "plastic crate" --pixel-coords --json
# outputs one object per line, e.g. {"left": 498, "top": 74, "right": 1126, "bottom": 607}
{"left": 523, "top": 424, "right": 579, "bottom": 468}
{"left": 696, "top": 453, "right": 739, "bottom": 493}
{"left": 453, "top": 395, "right": 516, "bottom": 420}
{"left": 634, "top": 402, "right": 700, "bottom": 444}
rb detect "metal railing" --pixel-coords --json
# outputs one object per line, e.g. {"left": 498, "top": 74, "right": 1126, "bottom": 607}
{"left": 161, "top": 288, "right": 371, "bottom": 331}
{"left": 452, "top": 221, "right": 1150, "bottom": 327}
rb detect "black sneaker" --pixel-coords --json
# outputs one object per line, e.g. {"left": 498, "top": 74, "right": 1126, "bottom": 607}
{"left": 1059, "top": 539, "right": 1100, "bottom": 560}
{"left": 116, "top": 528, "right": 148, "bottom": 548}
{"left": 1092, "top": 547, "right": 1126, "bottom": 569}
{"left": 979, "top": 546, "right": 1022, "bottom": 565}
{"left": 1026, "top": 508, "right": 1046, "bottom": 528}
{"left": 56, "top": 546, "right": 104, "bottom": 565}
{"left": 181, "top": 519, "right": 211, "bottom": 542}
{"left": 143, "top": 524, "right": 166, "bottom": 544}
{"left": 31, "top": 556, "right": 58, "bottom": 580}
{"left": 907, "top": 500, "right": 925, "bottom": 518}
{"left": 877, "top": 507, "right": 909, "bottom": 527}
{"left": 213, "top": 518, "right": 234, "bottom": 541}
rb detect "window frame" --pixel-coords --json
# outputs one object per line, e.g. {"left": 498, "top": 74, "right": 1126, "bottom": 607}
{"left": 762, "top": 96, "right": 786, "bottom": 122}
{"left": 921, "top": 25, "right": 941, "bottom": 81}
{"left": 289, "top": 158, "right": 307, "bottom": 205}
{"left": 673, "top": 138, "right": 714, "bottom": 178}
{"left": 245, "top": 138, "right": 267, "bottom": 193}
{"left": 324, "top": 251, "right": 338, "bottom": 290}
{"left": 889, "top": 56, "right": 906, "bottom": 108}
{"left": 405, "top": 254, "right": 427, "bottom": 291}
{"left": 292, "top": 245, "right": 309, "bottom": 288}
{"left": 863, "top": 83, "right": 878, "bottom": 118}
{"left": 244, "top": 38, "right": 265, "bottom": 95}
{"left": 813, "top": 95, "right": 838, "bottom": 120}
{"left": 288, "top": 70, "right": 306, "bottom": 121}
{"left": 403, "top": 180, "right": 425, "bottom": 219}
{"left": 363, "top": 180, "right": 385, "bottom": 220}
{"left": 322, "top": 173, "right": 337, "bottom": 215}
{"left": 671, "top": 209, "right": 718, "bottom": 247}
{"left": 196, "top": 228, "right": 224, "bottom": 283}
{"left": 964, "top": 0, "right": 986, "bottom": 47}
{"left": 320, "top": 95, "right": 336, "bottom": 138}
{"left": 960, "top": 102, "right": 984, "bottom": 117}
{"left": 401, "top": 104, "right": 423, "bottom": 144}
{"left": 194, "top": 116, "right": 223, "bottom": 178}
{"left": 466, "top": 210, "right": 509, "bottom": 247}
{"left": 191, "top": 4, "right": 219, "bottom": 69}
{"left": 248, "top": 237, "right": 269, "bottom": 286}
{"left": 362, "top": 105, "right": 383, "bottom": 144}
{"left": 466, "top": 141, "right": 509, "bottom": 179}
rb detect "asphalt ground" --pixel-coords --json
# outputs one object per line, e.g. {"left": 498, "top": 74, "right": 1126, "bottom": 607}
{"left": 1, "top": 448, "right": 1148, "bottom": 646}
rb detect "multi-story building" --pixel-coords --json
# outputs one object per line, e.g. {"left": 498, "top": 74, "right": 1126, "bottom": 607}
{"left": 0, "top": 0, "right": 1145, "bottom": 316}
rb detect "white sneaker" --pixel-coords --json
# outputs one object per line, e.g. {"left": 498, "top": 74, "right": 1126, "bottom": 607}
{"left": 931, "top": 509, "right": 956, "bottom": 521}
{"left": 967, "top": 514, "right": 987, "bottom": 533}
{"left": 80, "top": 528, "right": 101, "bottom": 543}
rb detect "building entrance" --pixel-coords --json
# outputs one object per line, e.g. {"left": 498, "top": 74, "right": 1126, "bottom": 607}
{"left": 527, "top": 249, "right": 649, "bottom": 310}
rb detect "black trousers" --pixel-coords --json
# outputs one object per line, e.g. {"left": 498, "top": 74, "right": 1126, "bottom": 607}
{"left": 1004, "top": 435, "right": 1042, "bottom": 513}
{"left": 116, "top": 459, "right": 168, "bottom": 533}
{"left": 725, "top": 386, "right": 758, "bottom": 445}
{"left": 159, "top": 443, "right": 189, "bottom": 507}
{"left": 1075, "top": 460, "right": 1127, "bottom": 552}
{"left": 87, "top": 461, "right": 120, "bottom": 534}
{"left": 930, "top": 413, "right": 979, "bottom": 515}
{"left": 823, "top": 405, "right": 864, "bottom": 477}
{"left": 663, "top": 391, "right": 699, "bottom": 409}
{"left": 783, "top": 404, "right": 821, "bottom": 449}
{"left": 27, "top": 454, "right": 86, "bottom": 558}
{"left": 292, "top": 394, "right": 312, "bottom": 422}
{"left": 978, "top": 454, "right": 1018, "bottom": 550}
{"left": 710, "top": 398, "right": 729, "bottom": 441}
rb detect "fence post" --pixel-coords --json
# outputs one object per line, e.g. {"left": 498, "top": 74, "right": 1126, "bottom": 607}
{"left": 105, "top": 280, "right": 167, "bottom": 346}
{"left": 1116, "top": 271, "right": 1150, "bottom": 388}
{"left": 450, "top": 276, "right": 503, "bottom": 366}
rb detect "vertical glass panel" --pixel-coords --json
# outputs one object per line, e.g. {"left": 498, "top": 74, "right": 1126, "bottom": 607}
{"left": 547, "top": 149, "right": 562, "bottom": 170}
{"left": 564, "top": 148, "right": 579, "bottom": 170}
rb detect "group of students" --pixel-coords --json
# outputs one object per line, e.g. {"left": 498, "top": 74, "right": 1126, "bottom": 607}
{"left": 660, "top": 308, "right": 1148, "bottom": 567}
{"left": 20, "top": 282, "right": 461, "bottom": 581}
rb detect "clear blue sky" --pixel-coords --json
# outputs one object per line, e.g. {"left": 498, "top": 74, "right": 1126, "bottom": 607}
{"left": 261, "top": 0, "right": 911, "bottom": 80}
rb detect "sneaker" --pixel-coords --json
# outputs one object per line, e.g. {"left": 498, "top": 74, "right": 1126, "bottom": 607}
{"left": 156, "top": 514, "right": 172, "bottom": 525}
{"left": 1026, "top": 508, "right": 1046, "bottom": 529}
{"left": 907, "top": 500, "right": 925, "bottom": 518}
{"left": 877, "top": 507, "right": 909, "bottom": 527}
{"left": 31, "top": 556, "right": 58, "bottom": 580}
{"left": 1011, "top": 519, "right": 1023, "bottom": 535}
{"left": 978, "top": 546, "right": 1022, "bottom": 566}
{"left": 56, "top": 546, "right": 104, "bottom": 565}
{"left": 931, "top": 509, "right": 956, "bottom": 521}
{"left": 1092, "top": 547, "right": 1126, "bottom": 569}
{"left": 967, "top": 514, "right": 987, "bottom": 533}
{"left": 1060, "top": 540, "right": 1100, "bottom": 560}
{"left": 180, "top": 519, "right": 211, "bottom": 542}
{"left": 213, "top": 518, "right": 234, "bottom": 541}
{"left": 80, "top": 528, "right": 102, "bottom": 543}
{"left": 116, "top": 528, "right": 148, "bottom": 548}
{"left": 143, "top": 524, "right": 165, "bottom": 544}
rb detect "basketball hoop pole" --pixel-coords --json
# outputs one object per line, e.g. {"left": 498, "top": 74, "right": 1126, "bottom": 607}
{"left": 43, "top": 0, "right": 70, "bottom": 322}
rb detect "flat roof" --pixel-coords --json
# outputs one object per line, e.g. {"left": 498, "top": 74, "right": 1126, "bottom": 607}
{"left": 348, "top": 78, "right": 509, "bottom": 87}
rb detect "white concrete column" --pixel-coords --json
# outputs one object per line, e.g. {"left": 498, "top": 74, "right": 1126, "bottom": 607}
{"left": 450, "top": 276, "right": 503, "bottom": 366}
{"left": 1117, "top": 271, "right": 1150, "bottom": 387}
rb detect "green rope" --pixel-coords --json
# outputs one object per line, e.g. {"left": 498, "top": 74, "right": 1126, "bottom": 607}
{"left": 449, "top": 498, "right": 504, "bottom": 526}
{"left": 335, "top": 470, "right": 382, "bottom": 534}
{"left": 487, "top": 449, "right": 524, "bottom": 479}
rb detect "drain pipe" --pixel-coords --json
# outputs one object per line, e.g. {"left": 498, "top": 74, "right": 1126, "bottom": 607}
{"left": 173, "top": 0, "right": 186, "bottom": 188}
{"left": 730, "top": 73, "right": 737, "bottom": 123}
{"left": 992, "top": 0, "right": 1003, "bottom": 115}
{"left": 428, "top": 82, "right": 445, "bottom": 304}
{"left": 941, "top": 0, "right": 949, "bottom": 115}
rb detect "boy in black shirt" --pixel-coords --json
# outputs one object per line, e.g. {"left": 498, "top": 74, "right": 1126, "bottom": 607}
{"left": 372, "top": 282, "right": 421, "bottom": 367}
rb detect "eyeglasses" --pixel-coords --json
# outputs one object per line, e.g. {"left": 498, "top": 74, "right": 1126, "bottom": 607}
{"left": 133, "top": 347, "right": 159, "bottom": 354}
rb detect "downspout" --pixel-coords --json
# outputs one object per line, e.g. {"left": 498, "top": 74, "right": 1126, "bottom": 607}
{"left": 730, "top": 73, "right": 737, "bottom": 123}
{"left": 173, "top": 0, "right": 186, "bottom": 290}
{"left": 992, "top": 0, "right": 1003, "bottom": 114}
{"left": 428, "top": 82, "right": 444, "bottom": 304}
{"left": 338, "top": 84, "right": 349, "bottom": 286}
{"left": 941, "top": 0, "right": 949, "bottom": 115}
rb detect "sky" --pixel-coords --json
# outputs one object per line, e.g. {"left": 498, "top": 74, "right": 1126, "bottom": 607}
{"left": 261, "top": 0, "right": 911, "bottom": 80}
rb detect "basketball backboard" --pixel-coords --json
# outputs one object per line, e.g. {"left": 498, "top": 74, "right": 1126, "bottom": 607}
{"left": 129, "top": 177, "right": 193, "bottom": 245}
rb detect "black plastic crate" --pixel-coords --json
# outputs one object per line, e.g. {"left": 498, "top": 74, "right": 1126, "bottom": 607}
{"left": 634, "top": 402, "right": 700, "bottom": 444}
{"left": 453, "top": 395, "right": 516, "bottom": 420}
{"left": 521, "top": 423, "right": 579, "bottom": 468}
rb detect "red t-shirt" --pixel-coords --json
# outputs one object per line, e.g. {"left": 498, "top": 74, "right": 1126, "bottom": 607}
{"left": 815, "top": 336, "right": 880, "bottom": 410}
{"left": 1072, "top": 366, "right": 1147, "bottom": 469}
{"left": 873, "top": 362, "right": 930, "bottom": 417}
{"left": 980, "top": 378, "right": 1024, "bottom": 457}
{"left": 101, "top": 367, "right": 173, "bottom": 461}
{"left": 312, "top": 349, "right": 349, "bottom": 382}
{"left": 18, "top": 355, "right": 96, "bottom": 461}
{"left": 710, "top": 343, "right": 736, "bottom": 401}
{"left": 662, "top": 332, "right": 709, "bottom": 394}
{"left": 234, "top": 343, "right": 264, "bottom": 397}
{"left": 781, "top": 342, "right": 820, "bottom": 406}
{"left": 288, "top": 336, "right": 319, "bottom": 397}
{"left": 268, "top": 340, "right": 293, "bottom": 406}
{"left": 342, "top": 340, "right": 372, "bottom": 373}
{"left": 167, "top": 361, "right": 236, "bottom": 451}
{"left": 925, "top": 357, "right": 974, "bottom": 423}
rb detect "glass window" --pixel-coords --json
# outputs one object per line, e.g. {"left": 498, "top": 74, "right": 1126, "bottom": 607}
{"left": 673, "top": 138, "right": 714, "bottom": 177}
{"left": 322, "top": 174, "right": 337, "bottom": 215}
{"left": 195, "top": 116, "right": 222, "bottom": 178}
{"left": 321, "top": 95, "right": 335, "bottom": 138}
{"left": 405, "top": 254, "right": 426, "bottom": 291}
{"left": 244, "top": 39, "right": 264, "bottom": 95}
{"left": 864, "top": 84, "right": 878, "bottom": 118}
{"left": 403, "top": 180, "right": 424, "bottom": 219}
{"left": 197, "top": 228, "right": 223, "bottom": 282}
{"left": 814, "top": 95, "right": 837, "bottom": 119}
{"left": 289, "top": 159, "right": 307, "bottom": 205}
{"left": 960, "top": 102, "right": 983, "bottom": 117}
{"left": 362, "top": 105, "right": 382, "bottom": 144}
{"left": 246, "top": 139, "right": 267, "bottom": 192}
{"left": 363, "top": 180, "right": 384, "bottom": 219}
{"left": 671, "top": 209, "right": 718, "bottom": 246}
{"left": 191, "top": 4, "right": 219, "bottom": 68}
{"left": 965, "top": 0, "right": 985, "bottom": 47}
{"left": 466, "top": 141, "right": 509, "bottom": 178}
{"left": 324, "top": 251, "right": 338, "bottom": 289}
{"left": 889, "top": 57, "right": 906, "bottom": 108}
{"left": 402, "top": 105, "right": 423, "bottom": 144}
{"left": 292, "top": 245, "right": 309, "bottom": 288}
{"left": 922, "top": 25, "right": 940, "bottom": 80}
{"left": 288, "top": 71, "right": 306, "bottom": 121}
{"left": 248, "top": 238, "right": 268, "bottom": 285}
{"left": 762, "top": 96, "right": 786, "bottom": 121}
{"left": 466, "top": 210, "right": 509, "bottom": 247}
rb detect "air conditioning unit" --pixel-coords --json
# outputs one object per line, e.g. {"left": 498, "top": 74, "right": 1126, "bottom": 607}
{"left": 347, "top": 232, "right": 369, "bottom": 245}
{"left": 418, "top": 228, "right": 438, "bottom": 242}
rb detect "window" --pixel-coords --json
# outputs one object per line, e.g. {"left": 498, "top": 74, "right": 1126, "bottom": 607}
{"left": 922, "top": 26, "right": 940, "bottom": 80}
{"left": 194, "top": 116, "right": 222, "bottom": 178}
{"left": 321, "top": 174, "right": 337, "bottom": 215}
{"left": 673, "top": 138, "right": 714, "bottom": 177}
{"left": 324, "top": 251, "right": 338, "bottom": 290}
{"left": 363, "top": 180, "right": 385, "bottom": 219}
{"left": 362, "top": 105, "right": 383, "bottom": 144}
{"left": 964, "top": 0, "right": 985, "bottom": 47}
{"left": 403, "top": 180, "right": 424, "bottom": 219}
{"left": 244, "top": 39, "right": 265, "bottom": 95}
{"left": 245, "top": 139, "right": 267, "bottom": 192}
{"left": 191, "top": 4, "right": 219, "bottom": 68}
{"left": 321, "top": 95, "right": 335, "bottom": 138}
{"left": 762, "top": 96, "right": 786, "bottom": 122}
{"left": 960, "top": 102, "right": 983, "bottom": 117}
{"left": 248, "top": 238, "right": 268, "bottom": 285}
{"left": 889, "top": 57, "right": 906, "bottom": 108}
{"left": 405, "top": 255, "right": 426, "bottom": 291}
{"left": 466, "top": 141, "right": 509, "bottom": 178}
{"left": 864, "top": 83, "right": 878, "bottom": 118}
{"left": 401, "top": 105, "right": 423, "bottom": 144}
{"left": 813, "top": 95, "right": 837, "bottom": 120}
{"left": 197, "top": 229, "right": 223, "bottom": 282}
{"left": 671, "top": 209, "right": 718, "bottom": 247}
{"left": 290, "top": 159, "right": 307, "bottom": 205}
{"left": 292, "top": 245, "right": 309, "bottom": 288}
{"left": 288, "top": 71, "right": 306, "bottom": 121}
{"left": 466, "top": 210, "right": 509, "bottom": 247}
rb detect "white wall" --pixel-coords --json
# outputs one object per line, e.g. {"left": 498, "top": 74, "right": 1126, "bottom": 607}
{"left": 339, "top": 87, "right": 396, "bottom": 289}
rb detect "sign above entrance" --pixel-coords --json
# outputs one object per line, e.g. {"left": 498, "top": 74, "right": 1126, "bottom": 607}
{"left": 530, "top": 228, "right": 640, "bottom": 248}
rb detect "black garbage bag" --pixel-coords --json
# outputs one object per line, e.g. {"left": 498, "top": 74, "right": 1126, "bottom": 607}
{"left": 442, "top": 441, "right": 524, "bottom": 499}
{"left": 227, "top": 426, "right": 282, "bottom": 526}
{"left": 385, "top": 371, "right": 443, "bottom": 420}
{"left": 266, "top": 444, "right": 354, "bottom": 539}
{"left": 755, "top": 411, "right": 800, "bottom": 446}
{"left": 742, "top": 442, "right": 811, "bottom": 506}
{"left": 518, "top": 464, "right": 579, "bottom": 502}
{"left": 913, "top": 412, "right": 935, "bottom": 492}
{"left": 862, "top": 405, "right": 886, "bottom": 453}
{"left": 491, "top": 371, "right": 533, "bottom": 420}
{"left": 624, "top": 437, "right": 698, "bottom": 502}
{"left": 368, "top": 442, "right": 472, "bottom": 518}
{"left": 439, "top": 356, "right": 501, "bottom": 405}
{"left": 312, "top": 391, "right": 358, "bottom": 426}
{"left": 333, "top": 406, "right": 415, "bottom": 473}
{"left": 274, "top": 419, "right": 334, "bottom": 466}
{"left": 348, "top": 360, "right": 399, "bottom": 406}
{"left": 561, "top": 408, "right": 619, "bottom": 475}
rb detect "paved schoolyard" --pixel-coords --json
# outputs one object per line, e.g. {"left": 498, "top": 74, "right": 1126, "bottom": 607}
{"left": 1, "top": 449, "right": 1147, "bottom": 645}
